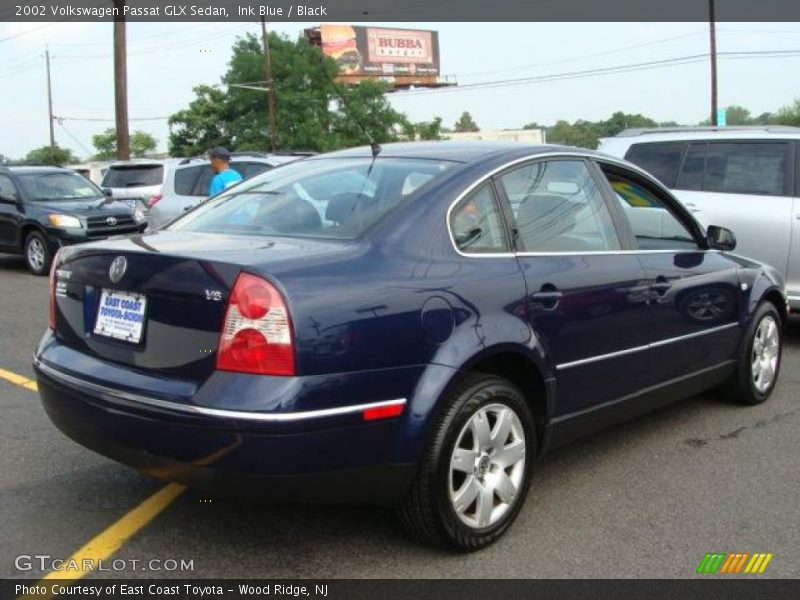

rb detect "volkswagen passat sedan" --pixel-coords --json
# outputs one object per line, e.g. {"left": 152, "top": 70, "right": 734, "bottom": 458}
{"left": 34, "top": 142, "right": 786, "bottom": 550}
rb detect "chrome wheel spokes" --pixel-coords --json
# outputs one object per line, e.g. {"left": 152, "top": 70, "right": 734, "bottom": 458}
{"left": 27, "top": 238, "right": 45, "bottom": 271}
{"left": 752, "top": 315, "right": 779, "bottom": 393}
{"left": 448, "top": 403, "right": 526, "bottom": 529}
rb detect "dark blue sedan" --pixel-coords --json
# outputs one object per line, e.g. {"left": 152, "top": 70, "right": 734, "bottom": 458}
{"left": 34, "top": 142, "right": 786, "bottom": 550}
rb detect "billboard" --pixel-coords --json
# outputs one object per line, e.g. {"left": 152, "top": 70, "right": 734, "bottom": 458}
{"left": 316, "top": 25, "right": 441, "bottom": 86}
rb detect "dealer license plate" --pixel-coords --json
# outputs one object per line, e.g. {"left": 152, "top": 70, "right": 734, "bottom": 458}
{"left": 94, "top": 289, "right": 147, "bottom": 343}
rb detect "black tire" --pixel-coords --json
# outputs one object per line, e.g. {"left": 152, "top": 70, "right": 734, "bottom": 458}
{"left": 24, "top": 230, "right": 53, "bottom": 276}
{"left": 720, "top": 301, "right": 782, "bottom": 405}
{"left": 398, "top": 373, "right": 536, "bottom": 551}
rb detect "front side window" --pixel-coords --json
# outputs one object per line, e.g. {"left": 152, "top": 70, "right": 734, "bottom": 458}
{"left": 0, "top": 175, "right": 18, "bottom": 199}
{"left": 607, "top": 172, "right": 699, "bottom": 250}
{"left": 171, "top": 157, "right": 455, "bottom": 239}
{"left": 450, "top": 184, "right": 509, "bottom": 253}
{"left": 624, "top": 142, "right": 686, "bottom": 187}
{"left": 498, "top": 160, "right": 621, "bottom": 252}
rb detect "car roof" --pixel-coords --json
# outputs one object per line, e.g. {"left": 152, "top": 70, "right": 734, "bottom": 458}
{"left": 317, "top": 140, "right": 589, "bottom": 163}
{"left": 3, "top": 166, "right": 74, "bottom": 174}
{"left": 601, "top": 125, "right": 800, "bottom": 146}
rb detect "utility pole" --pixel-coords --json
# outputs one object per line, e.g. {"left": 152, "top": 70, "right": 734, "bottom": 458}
{"left": 260, "top": 17, "right": 278, "bottom": 151}
{"left": 709, "top": 0, "right": 718, "bottom": 126}
{"left": 45, "top": 46, "right": 55, "bottom": 148}
{"left": 114, "top": 0, "right": 130, "bottom": 160}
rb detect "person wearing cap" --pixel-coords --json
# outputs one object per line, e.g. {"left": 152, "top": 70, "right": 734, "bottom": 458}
{"left": 208, "top": 146, "right": 243, "bottom": 196}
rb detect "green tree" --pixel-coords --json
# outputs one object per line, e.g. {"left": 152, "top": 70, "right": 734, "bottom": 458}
{"left": 597, "top": 111, "right": 658, "bottom": 137}
{"left": 773, "top": 99, "right": 800, "bottom": 126}
{"left": 169, "top": 32, "right": 406, "bottom": 156}
{"left": 401, "top": 117, "right": 444, "bottom": 141}
{"left": 547, "top": 120, "right": 602, "bottom": 149}
{"left": 92, "top": 128, "right": 157, "bottom": 160}
{"left": 453, "top": 111, "right": 479, "bottom": 133}
{"left": 24, "top": 145, "right": 77, "bottom": 165}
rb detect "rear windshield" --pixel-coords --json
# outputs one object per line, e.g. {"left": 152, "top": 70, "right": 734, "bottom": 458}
{"left": 17, "top": 171, "right": 103, "bottom": 201}
{"left": 169, "top": 157, "right": 456, "bottom": 239}
{"left": 102, "top": 165, "right": 164, "bottom": 188}
{"left": 174, "top": 161, "right": 273, "bottom": 197}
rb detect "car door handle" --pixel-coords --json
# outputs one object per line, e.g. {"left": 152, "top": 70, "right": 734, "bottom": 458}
{"left": 530, "top": 288, "right": 563, "bottom": 309}
{"left": 651, "top": 277, "right": 672, "bottom": 294}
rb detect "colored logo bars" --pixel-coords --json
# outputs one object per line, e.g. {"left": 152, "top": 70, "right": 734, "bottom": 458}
{"left": 696, "top": 552, "right": 773, "bottom": 574}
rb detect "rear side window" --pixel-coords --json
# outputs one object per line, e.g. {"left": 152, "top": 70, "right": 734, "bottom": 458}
{"left": 624, "top": 142, "right": 685, "bottom": 186}
{"left": 675, "top": 141, "right": 791, "bottom": 197}
{"left": 102, "top": 165, "right": 164, "bottom": 188}
{"left": 704, "top": 142, "right": 789, "bottom": 196}
{"left": 174, "top": 162, "right": 273, "bottom": 197}
{"left": 174, "top": 165, "right": 205, "bottom": 196}
{"left": 498, "top": 160, "right": 621, "bottom": 253}
{"left": 450, "top": 184, "right": 509, "bottom": 254}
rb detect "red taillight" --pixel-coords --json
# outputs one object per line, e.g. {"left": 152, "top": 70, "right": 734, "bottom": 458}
{"left": 216, "top": 273, "right": 295, "bottom": 376}
{"left": 48, "top": 249, "right": 62, "bottom": 330}
{"left": 363, "top": 402, "right": 405, "bottom": 421}
{"left": 148, "top": 194, "right": 162, "bottom": 208}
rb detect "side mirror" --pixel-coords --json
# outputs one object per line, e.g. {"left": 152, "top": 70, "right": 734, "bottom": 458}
{"left": 102, "top": 188, "right": 113, "bottom": 198}
{"left": 0, "top": 193, "right": 18, "bottom": 205}
{"left": 707, "top": 225, "right": 736, "bottom": 251}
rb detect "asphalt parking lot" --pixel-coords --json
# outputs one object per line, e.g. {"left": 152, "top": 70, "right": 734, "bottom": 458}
{"left": 1, "top": 252, "right": 798, "bottom": 580}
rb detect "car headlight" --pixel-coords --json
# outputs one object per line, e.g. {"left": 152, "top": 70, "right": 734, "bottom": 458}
{"left": 133, "top": 206, "right": 147, "bottom": 224}
{"left": 48, "top": 214, "right": 83, "bottom": 229}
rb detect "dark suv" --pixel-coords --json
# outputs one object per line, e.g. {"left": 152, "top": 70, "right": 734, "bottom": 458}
{"left": 0, "top": 166, "right": 147, "bottom": 275}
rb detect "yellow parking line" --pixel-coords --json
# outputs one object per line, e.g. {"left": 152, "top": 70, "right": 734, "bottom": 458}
{"left": 0, "top": 367, "right": 38, "bottom": 392}
{"left": 41, "top": 483, "right": 187, "bottom": 581}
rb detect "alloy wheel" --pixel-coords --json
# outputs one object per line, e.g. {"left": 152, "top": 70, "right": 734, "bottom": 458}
{"left": 27, "top": 238, "right": 45, "bottom": 272}
{"left": 751, "top": 315, "right": 779, "bottom": 393}
{"left": 448, "top": 403, "right": 526, "bottom": 529}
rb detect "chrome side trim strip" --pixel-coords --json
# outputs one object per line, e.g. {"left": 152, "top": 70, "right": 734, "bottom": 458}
{"left": 556, "top": 322, "right": 740, "bottom": 370}
{"left": 786, "top": 294, "right": 800, "bottom": 302}
{"left": 556, "top": 344, "right": 649, "bottom": 370}
{"left": 33, "top": 358, "right": 406, "bottom": 422}
{"left": 648, "top": 322, "right": 739, "bottom": 349}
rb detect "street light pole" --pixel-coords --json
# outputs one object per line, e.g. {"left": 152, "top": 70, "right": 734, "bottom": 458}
{"left": 114, "top": 0, "right": 130, "bottom": 160}
{"left": 45, "top": 45, "right": 55, "bottom": 148}
{"left": 709, "top": 0, "right": 718, "bottom": 126}
{"left": 260, "top": 17, "right": 278, "bottom": 151}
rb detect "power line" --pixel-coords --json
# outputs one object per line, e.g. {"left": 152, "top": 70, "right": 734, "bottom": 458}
{"left": 392, "top": 49, "right": 800, "bottom": 97}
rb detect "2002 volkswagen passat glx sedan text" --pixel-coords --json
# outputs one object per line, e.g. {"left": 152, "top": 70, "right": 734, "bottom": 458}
{"left": 35, "top": 142, "right": 785, "bottom": 550}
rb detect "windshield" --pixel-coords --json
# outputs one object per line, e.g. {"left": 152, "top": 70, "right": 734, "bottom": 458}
{"left": 17, "top": 172, "right": 103, "bottom": 201}
{"left": 102, "top": 164, "right": 164, "bottom": 188}
{"left": 169, "top": 157, "right": 456, "bottom": 239}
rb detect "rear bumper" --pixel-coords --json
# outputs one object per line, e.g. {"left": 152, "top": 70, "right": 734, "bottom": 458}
{"left": 34, "top": 357, "right": 418, "bottom": 505}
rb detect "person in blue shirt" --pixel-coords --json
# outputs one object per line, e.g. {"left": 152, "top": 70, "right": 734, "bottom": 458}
{"left": 208, "top": 146, "right": 242, "bottom": 196}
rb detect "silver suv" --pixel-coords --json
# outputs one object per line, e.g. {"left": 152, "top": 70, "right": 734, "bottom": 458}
{"left": 148, "top": 153, "right": 306, "bottom": 230}
{"left": 599, "top": 126, "right": 800, "bottom": 309}
{"left": 100, "top": 158, "right": 177, "bottom": 217}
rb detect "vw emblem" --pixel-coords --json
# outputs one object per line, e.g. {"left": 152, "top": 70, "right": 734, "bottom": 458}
{"left": 109, "top": 256, "right": 127, "bottom": 283}
{"left": 106, "top": 216, "right": 118, "bottom": 226}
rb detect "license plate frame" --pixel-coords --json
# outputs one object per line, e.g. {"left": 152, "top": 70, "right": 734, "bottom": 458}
{"left": 93, "top": 288, "right": 148, "bottom": 344}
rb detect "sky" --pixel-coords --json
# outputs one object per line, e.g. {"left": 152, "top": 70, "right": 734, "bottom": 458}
{"left": 0, "top": 21, "right": 798, "bottom": 160}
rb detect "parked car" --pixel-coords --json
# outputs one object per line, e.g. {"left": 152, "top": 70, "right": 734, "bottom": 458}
{"left": 149, "top": 152, "right": 305, "bottom": 231}
{"left": 598, "top": 125, "right": 800, "bottom": 310}
{"left": 0, "top": 166, "right": 147, "bottom": 274}
{"left": 100, "top": 158, "right": 175, "bottom": 215}
{"left": 34, "top": 142, "right": 785, "bottom": 550}
{"left": 69, "top": 161, "right": 110, "bottom": 186}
